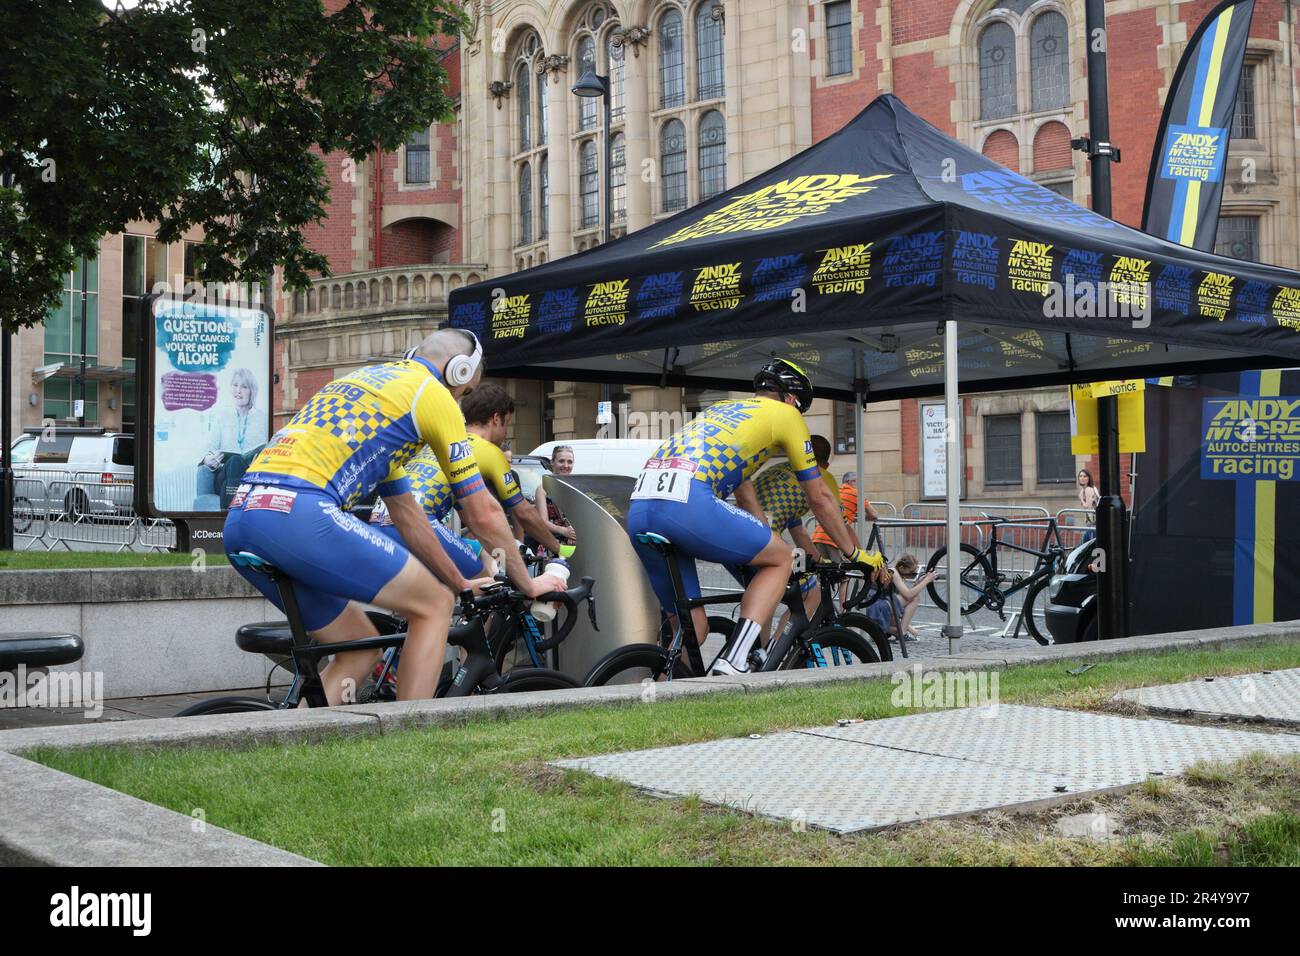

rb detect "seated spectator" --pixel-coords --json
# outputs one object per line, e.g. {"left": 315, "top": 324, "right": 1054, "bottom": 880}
{"left": 864, "top": 553, "right": 935, "bottom": 643}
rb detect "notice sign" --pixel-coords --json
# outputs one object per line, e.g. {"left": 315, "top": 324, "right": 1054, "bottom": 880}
{"left": 1201, "top": 396, "right": 1300, "bottom": 481}
{"left": 921, "top": 401, "right": 962, "bottom": 498}
{"left": 144, "top": 296, "right": 273, "bottom": 516}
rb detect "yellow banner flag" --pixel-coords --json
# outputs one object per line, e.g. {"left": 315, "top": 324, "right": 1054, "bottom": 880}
{"left": 1070, "top": 382, "right": 1146, "bottom": 454}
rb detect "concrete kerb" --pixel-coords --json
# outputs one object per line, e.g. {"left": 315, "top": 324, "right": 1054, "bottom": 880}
{"left": 0, "top": 750, "right": 319, "bottom": 867}
{"left": 2, "top": 621, "right": 1296, "bottom": 757}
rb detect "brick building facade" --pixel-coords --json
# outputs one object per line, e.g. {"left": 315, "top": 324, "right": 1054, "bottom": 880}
{"left": 265, "top": 1, "right": 1300, "bottom": 513}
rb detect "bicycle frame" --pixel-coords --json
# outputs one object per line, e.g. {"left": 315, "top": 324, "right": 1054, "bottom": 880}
{"left": 978, "top": 519, "right": 1065, "bottom": 604}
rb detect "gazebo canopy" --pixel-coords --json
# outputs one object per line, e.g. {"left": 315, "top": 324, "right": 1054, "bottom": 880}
{"left": 450, "top": 95, "right": 1300, "bottom": 401}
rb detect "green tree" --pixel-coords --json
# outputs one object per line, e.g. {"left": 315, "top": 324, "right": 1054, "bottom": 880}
{"left": 0, "top": 0, "right": 465, "bottom": 330}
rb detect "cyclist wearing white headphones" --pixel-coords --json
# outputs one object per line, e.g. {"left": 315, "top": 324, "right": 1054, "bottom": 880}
{"left": 226, "top": 328, "right": 566, "bottom": 702}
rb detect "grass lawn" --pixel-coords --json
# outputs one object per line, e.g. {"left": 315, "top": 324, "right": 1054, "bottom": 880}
{"left": 31, "top": 643, "right": 1300, "bottom": 866}
{"left": 0, "top": 550, "right": 226, "bottom": 570}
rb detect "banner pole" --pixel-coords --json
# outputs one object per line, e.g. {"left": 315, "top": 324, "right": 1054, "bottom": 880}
{"left": 1085, "top": 0, "right": 1129, "bottom": 639}
{"left": 943, "top": 319, "right": 962, "bottom": 654}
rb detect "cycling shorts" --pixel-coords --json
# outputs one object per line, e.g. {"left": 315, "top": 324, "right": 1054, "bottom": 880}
{"left": 627, "top": 482, "right": 773, "bottom": 611}
{"left": 375, "top": 518, "right": 483, "bottom": 580}
{"left": 223, "top": 483, "right": 409, "bottom": 631}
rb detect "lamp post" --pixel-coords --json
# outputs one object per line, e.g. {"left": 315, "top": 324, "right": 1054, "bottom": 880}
{"left": 570, "top": 70, "right": 612, "bottom": 245}
{"left": 572, "top": 70, "right": 614, "bottom": 412}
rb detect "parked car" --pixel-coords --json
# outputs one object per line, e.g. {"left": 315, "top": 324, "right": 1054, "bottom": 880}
{"left": 9, "top": 427, "right": 135, "bottom": 519}
{"left": 509, "top": 453, "right": 553, "bottom": 504}
{"left": 529, "top": 439, "right": 662, "bottom": 478}
{"left": 1044, "top": 538, "right": 1098, "bottom": 643}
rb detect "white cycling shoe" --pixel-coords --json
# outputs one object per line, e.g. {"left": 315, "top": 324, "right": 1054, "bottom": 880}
{"left": 709, "top": 658, "right": 749, "bottom": 677}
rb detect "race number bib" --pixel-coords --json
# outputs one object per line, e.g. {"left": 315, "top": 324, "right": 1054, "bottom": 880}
{"left": 631, "top": 457, "right": 698, "bottom": 503}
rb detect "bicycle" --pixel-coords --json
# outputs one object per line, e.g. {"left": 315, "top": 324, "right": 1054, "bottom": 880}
{"left": 582, "top": 533, "right": 881, "bottom": 686}
{"left": 922, "top": 516, "right": 1066, "bottom": 644}
{"left": 176, "top": 552, "right": 595, "bottom": 715}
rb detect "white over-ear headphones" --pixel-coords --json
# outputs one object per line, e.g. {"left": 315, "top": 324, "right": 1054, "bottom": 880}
{"left": 443, "top": 329, "right": 483, "bottom": 387}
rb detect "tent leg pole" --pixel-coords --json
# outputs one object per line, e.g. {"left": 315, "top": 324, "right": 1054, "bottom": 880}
{"left": 854, "top": 350, "right": 866, "bottom": 545}
{"left": 943, "top": 320, "right": 962, "bottom": 654}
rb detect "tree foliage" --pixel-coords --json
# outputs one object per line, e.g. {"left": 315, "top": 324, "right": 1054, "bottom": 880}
{"left": 0, "top": 0, "right": 465, "bottom": 330}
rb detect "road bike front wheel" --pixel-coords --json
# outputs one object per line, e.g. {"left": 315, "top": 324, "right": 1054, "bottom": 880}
{"left": 583, "top": 643, "right": 686, "bottom": 686}
{"left": 832, "top": 611, "right": 893, "bottom": 662}
{"left": 780, "top": 625, "right": 880, "bottom": 670}
{"left": 925, "top": 544, "right": 995, "bottom": 615}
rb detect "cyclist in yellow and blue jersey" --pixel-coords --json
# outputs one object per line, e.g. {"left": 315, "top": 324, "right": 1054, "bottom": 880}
{"left": 462, "top": 384, "right": 569, "bottom": 556}
{"left": 627, "top": 359, "right": 883, "bottom": 675}
{"left": 225, "top": 329, "right": 565, "bottom": 702}
{"left": 369, "top": 447, "right": 493, "bottom": 581}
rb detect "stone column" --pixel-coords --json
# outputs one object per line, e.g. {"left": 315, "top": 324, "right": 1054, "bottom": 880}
{"left": 549, "top": 381, "right": 603, "bottom": 438}
{"left": 620, "top": 27, "right": 652, "bottom": 232}
{"left": 544, "top": 50, "right": 574, "bottom": 262}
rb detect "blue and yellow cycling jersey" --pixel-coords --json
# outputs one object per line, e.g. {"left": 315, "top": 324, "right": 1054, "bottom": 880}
{"left": 243, "top": 357, "right": 485, "bottom": 509}
{"left": 467, "top": 433, "right": 525, "bottom": 511}
{"left": 753, "top": 463, "right": 839, "bottom": 531}
{"left": 369, "top": 447, "right": 454, "bottom": 527}
{"left": 648, "top": 397, "right": 819, "bottom": 499}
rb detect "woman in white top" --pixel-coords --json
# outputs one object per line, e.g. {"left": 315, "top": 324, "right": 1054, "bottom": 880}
{"left": 1077, "top": 468, "right": 1100, "bottom": 541}
{"left": 196, "top": 368, "right": 269, "bottom": 508}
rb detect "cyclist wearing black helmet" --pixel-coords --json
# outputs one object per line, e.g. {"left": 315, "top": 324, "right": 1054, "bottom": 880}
{"left": 627, "top": 358, "right": 884, "bottom": 675}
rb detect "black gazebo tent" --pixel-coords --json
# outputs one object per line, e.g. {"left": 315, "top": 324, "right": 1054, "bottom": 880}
{"left": 450, "top": 95, "right": 1300, "bottom": 400}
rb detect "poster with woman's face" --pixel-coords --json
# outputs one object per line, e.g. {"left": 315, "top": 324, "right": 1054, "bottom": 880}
{"left": 148, "top": 297, "right": 271, "bottom": 515}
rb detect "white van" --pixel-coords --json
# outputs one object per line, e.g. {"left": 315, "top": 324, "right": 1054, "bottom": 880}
{"left": 530, "top": 439, "right": 663, "bottom": 478}
{"left": 10, "top": 427, "right": 135, "bottom": 517}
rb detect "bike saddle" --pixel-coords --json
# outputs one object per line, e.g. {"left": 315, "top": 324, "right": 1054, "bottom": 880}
{"left": 236, "top": 621, "right": 294, "bottom": 656}
{"left": 635, "top": 532, "right": 673, "bottom": 549}
{"left": 229, "top": 551, "right": 277, "bottom": 574}
{"left": 0, "top": 632, "right": 84, "bottom": 670}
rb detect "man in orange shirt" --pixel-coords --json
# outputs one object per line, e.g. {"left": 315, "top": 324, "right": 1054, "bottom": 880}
{"left": 812, "top": 472, "right": 877, "bottom": 560}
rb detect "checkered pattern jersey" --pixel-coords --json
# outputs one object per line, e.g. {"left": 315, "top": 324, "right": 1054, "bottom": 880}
{"left": 648, "top": 397, "right": 820, "bottom": 499}
{"left": 753, "top": 463, "right": 839, "bottom": 531}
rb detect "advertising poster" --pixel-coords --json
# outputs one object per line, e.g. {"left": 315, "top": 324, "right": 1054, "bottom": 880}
{"left": 920, "top": 400, "right": 963, "bottom": 499}
{"left": 143, "top": 296, "right": 273, "bottom": 517}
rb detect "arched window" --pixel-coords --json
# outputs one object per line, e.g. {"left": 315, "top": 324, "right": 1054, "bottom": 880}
{"left": 698, "top": 110, "right": 726, "bottom": 201}
{"left": 608, "top": 30, "right": 625, "bottom": 121}
{"left": 659, "top": 9, "right": 685, "bottom": 109}
{"left": 516, "top": 61, "right": 532, "bottom": 150}
{"left": 979, "top": 22, "right": 1016, "bottom": 120}
{"left": 1030, "top": 11, "right": 1068, "bottom": 112}
{"left": 537, "top": 66, "right": 549, "bottom": 145}
{"left": 611, "top": 131, "right": 626, "bottom": 223}
{"left": 660, "top": 119, "right": 687, "bottom": 212}
{"left": 519, "top": 162, "right": 533, "bottom": 246}
{"left": 579, "top": 140, "right": 600, "bottom": 228}
{"left": 695, "top": 3, "right": 724, "bottom": 101}
{"left": 539, "top": 155, "right": 549, "bottom": 240}
{"left": 577, "top": 35, "right": 598, "bottom": 130}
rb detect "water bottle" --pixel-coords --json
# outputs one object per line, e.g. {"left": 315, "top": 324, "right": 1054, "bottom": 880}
{"left": 529, "top": 558, "right": 570, "bottom": 622}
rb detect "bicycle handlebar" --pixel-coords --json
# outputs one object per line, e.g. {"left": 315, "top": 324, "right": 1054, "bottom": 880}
{"left": 458, "top": 576, "right": 598, "bottom": 650}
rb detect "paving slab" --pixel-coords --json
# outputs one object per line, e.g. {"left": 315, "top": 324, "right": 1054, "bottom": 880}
{"left": 1114, "top": 668, "right": 1300, "bottom": 726}
{"left": 555, "top": 705, "right": 1300, "bottom": 833}
{"left": 796, "top": 705, "right": 1300, "bottom": 789}
{"left": 556, "top": 731, "right": 1091, "bottom": 833}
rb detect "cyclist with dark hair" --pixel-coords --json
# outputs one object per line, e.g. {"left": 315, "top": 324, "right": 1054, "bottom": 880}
{"left": 627, "top": 358, "right": 884, "bottom": 675}
{"left": 462, "top": 383, "right": 570, "bottom": 557}
{"left": 224, "top": 329, "right": 564, "bottom": 703}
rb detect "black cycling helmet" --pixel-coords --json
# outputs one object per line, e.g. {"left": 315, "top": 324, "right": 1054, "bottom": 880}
{"left": 753, "top": 358, "right": 814, "bottom": 413}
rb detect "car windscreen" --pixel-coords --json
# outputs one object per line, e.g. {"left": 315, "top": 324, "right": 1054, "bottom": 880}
{"left": 9, "top": 436, "right": 35, "bottom": 464}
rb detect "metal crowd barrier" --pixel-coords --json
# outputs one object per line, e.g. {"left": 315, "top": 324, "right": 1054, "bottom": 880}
{"left": 6, "top": 477, "right": 176, "bottom": 553}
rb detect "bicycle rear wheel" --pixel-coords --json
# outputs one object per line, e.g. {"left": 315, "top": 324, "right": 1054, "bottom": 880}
{"left": 175, "top": 696, "right": 279, "bottom": 716}
{"left": 925, "top": 544, "right": 994, "bottom": 615}
{"left": 497, "top": 668, "right": 581, "bottom": 693}
{"left": 1021, "top": 575, "right": 1053, "bottom": 645}
{"left": 780, "top": 625, "right": 879, "bottom": 670}
{"left": 583, "top": 643, "right": 684, "bottom": 686}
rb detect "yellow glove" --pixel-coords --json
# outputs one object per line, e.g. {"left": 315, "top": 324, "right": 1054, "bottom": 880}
{"left": 557, "top": 543, "right": 577, "bottom": 559}
{"left": 849, "top": 548, "right": 885, "bottom": 570}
